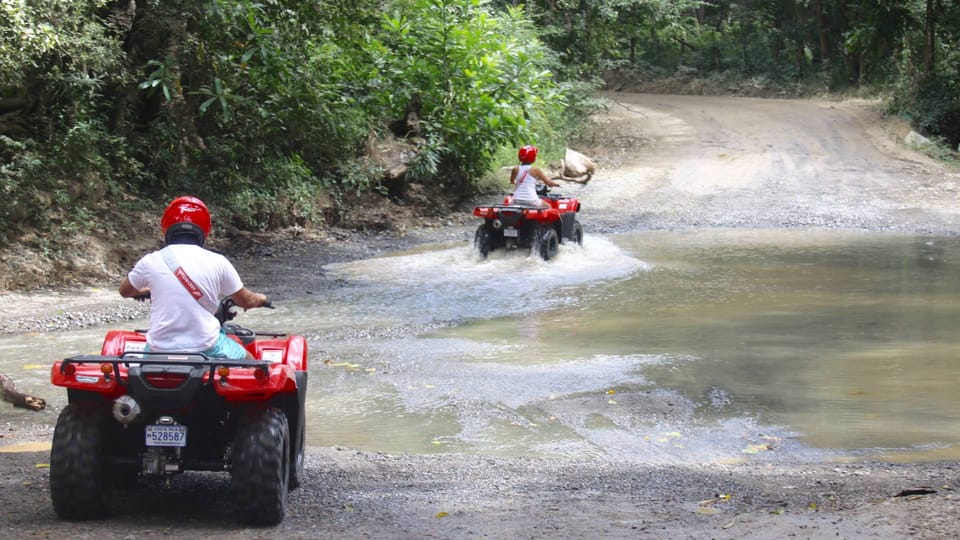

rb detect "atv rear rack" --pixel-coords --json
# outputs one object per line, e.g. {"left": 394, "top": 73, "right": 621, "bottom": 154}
{"left": 59, "top": 352, "right": 272, "bottom": 381}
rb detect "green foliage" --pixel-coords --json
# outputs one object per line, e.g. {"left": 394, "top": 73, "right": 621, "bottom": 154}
{"left": 0, "top": 0, "right": 121, "bottom": 85}
{"left": 138, "top": 58, "right": 178, "bottom": 103}
{"left": 891, "top": 75, "right": 960, "bottom": 150}
{"left": 0, "top": 0, "right": 585, "bottom": 245}
{"left": 322, "top": 159, "right": 387, "bottom": 201}
{"left": 366, "top": 0, "right": 577, "bottom": 190}
{"left": 0, "top": 0, "right": 132, "bottom": 242}
{"left": 221, "top": 153, "right": 322, "bottom": 230}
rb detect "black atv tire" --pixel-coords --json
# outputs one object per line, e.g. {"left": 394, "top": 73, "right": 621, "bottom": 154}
{"left": 572, "top": 221, "right": 584, "bottom": 246}
{"left": 475, "top": 224, "right": 494, "bottom": 258}
{"left": 49, "top": 403, "right": 111, "bottom": 520}
{"left": 232, "top": 407, "right": 290, "bottom": 525}
{"left": 537, "top": 227, "right": 560, "bottom": 260}
{"left": 289, "top": 411, "right": 305, "bottom": 490}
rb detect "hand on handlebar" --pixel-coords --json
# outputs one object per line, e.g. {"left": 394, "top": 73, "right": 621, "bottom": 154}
{"left": 242, "top": 293, "right": 272, "bottom": 311}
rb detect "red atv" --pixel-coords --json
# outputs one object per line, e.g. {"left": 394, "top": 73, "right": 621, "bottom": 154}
{"left": 49, "top": 297, "right": 307, "bottom": 525}
{"left": 473, "top": 184, "right": 583, "bottom": 260}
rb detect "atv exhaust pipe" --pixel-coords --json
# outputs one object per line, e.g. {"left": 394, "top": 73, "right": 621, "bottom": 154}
{"left": 112, "top": 395, "right": 141, "bottom": 424}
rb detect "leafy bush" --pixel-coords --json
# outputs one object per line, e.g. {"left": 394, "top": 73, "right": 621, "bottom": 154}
{"left": 364, "top": 0, "right": 578, "bottom": 191}
{"left": 891, "top": 75, "right": 960, "bottom": 149}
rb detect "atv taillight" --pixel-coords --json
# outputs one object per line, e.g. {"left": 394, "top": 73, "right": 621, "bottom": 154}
{"left": 144, "top": 372, "right": 188, "bottom": 389}
{"left": 63, "top": 363, "right": 76, "bottom": 376}
{"left": 253, "top": 368, "right": 268, "bottom": 382}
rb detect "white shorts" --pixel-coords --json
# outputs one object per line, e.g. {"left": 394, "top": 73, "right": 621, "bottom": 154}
{"left": 513, "top": 198, "right": 546, "bottom": 208}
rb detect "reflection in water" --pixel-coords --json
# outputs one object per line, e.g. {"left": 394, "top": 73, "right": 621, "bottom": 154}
{"left": 5, "top": 230, "right": 960, "bottom": 463}
{"left": 587, "top": 230, "right": 960, "bottom": 460}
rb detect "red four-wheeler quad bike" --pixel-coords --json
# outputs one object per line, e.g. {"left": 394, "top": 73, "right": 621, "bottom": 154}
{"left": 49, "top": 297, "right": 307, "bottom": 526}
{"left": 473, "top": 184, "right": 583, "bottom": 260}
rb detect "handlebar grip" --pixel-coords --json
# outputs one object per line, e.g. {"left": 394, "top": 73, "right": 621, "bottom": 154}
{"left": 263, "top": 300, "right": 274, "bottom": 309}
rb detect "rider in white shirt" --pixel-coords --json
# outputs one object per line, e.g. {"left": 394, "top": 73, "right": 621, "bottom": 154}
{"left": 510, "top": 145, "right": 559, "bottom": 207}
{"left": 119, "top": 196, "right": 269, "bottom": 359}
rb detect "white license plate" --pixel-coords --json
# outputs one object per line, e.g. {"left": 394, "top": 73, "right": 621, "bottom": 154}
{"left": 503, "top": 228, "right": 518, "bottom": 238}
{"left": 145, "top": 424, "right": 187, "bottom": 447}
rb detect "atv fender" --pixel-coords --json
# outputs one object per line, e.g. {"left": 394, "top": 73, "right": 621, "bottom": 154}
{"left": 248, "top": 334, "right": 308, "bottom": 371}
{"left": 214, "top": 363, "right": 300, "bottom": 402}
{"left": 50, "top": 360, "right": 123, "bottom": 398}
{"left": 100, "top": 330, "right": 146, "bottom": 356}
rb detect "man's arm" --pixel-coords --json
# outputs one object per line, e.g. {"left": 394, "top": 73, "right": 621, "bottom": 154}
{"left": 230, "top": 287, "right": 268, "bottom": 310}
{"left": 119, "top": 276, "right": 149, "bottom": 298}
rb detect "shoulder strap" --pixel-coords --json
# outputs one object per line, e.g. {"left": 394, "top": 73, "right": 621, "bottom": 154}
{"left": 159, "top": 247, "right": 219, "bottom": 313}
{"left": 515, "top": 167, "right": 529, "bottom": 184}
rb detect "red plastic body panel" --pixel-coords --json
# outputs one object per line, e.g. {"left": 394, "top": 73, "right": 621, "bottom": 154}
{"left": 101, "top": 329, "right": 147, "bottom": 356}
{"left": 52, "top": 329, "right": 308, "bottom": 403}
{"left": 244, "top": 334, "right": 308, "bottom": 372}
{"left": 473, "top": 196, "right": 580, "bottom": 223}
{"left": 212, "top": 363, "right": 299, "bottom": 401}
{"left": 51, "top": 360, "right": 125, "bottom": 399}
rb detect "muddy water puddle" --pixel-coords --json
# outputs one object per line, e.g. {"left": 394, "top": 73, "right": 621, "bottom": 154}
{"left": 5, "top": 230, "right": 960, "bottom": 463}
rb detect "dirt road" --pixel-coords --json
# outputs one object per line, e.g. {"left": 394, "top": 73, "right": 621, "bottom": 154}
{"left": 2, "top": 93, "right": 960, "bottom": 539}
{"left": 579, "top": 93, "right": 959, "bottom": 234}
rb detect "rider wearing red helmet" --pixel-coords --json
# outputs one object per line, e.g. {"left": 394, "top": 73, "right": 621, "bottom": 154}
{"left": 119, "top": 196, "right": 269, "bottom": 359}
{"left": 511, "top": 145, "right": 559, "bottom": 208}
{"left": 159, "top": 195, "right": 212, "bottom": 246}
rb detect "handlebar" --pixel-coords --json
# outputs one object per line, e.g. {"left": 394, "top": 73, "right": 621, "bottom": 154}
{"left": 134, "top": 295, "right": 272, "bottom": 324}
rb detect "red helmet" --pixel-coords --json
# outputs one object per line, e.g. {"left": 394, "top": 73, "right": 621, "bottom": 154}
{"left": 161, "top": 196, "right": 211, "bottom": 245}
{"left": 518, "top": 145, "right": 538, "bottom": 164}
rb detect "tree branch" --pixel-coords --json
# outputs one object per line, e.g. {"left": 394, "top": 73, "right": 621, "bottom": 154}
{"left": 0, "top": 373, "right": 46, "bottom": 411}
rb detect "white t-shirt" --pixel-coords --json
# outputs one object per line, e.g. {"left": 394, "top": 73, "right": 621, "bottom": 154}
{"left": 512, "top": 164, "right": 539, "bottom": 202}
{"left": 127, "top": 244, "right": 243, "bottom": 352}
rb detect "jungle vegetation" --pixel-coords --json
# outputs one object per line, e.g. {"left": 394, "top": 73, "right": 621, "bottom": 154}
{"left": 1, "top": 0, "right": 958, "bottom": 245}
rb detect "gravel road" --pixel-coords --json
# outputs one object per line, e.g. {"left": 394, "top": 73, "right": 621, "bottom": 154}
{"left": 2, "top": 92, "right": 960, "bottom": 539}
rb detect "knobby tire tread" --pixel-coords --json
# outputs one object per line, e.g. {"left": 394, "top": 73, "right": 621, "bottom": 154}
{"left": 289, "top": 411, "right": 305, "bottom": 489}
{"left": 231, "top": 406, "right": 290, "bottom": 525}
{"left": 49, "top": 403, "right": 111, "bottom": 520}
{"left": 538, "top": 227, "right": 559, "bottom": 260}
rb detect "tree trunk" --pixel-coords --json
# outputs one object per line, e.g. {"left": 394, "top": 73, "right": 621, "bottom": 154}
{"left": 813, "top": 0, "right": 830, "bottom": 66}
{"left": 836, "top": 0, "right": 858, "bottom": 85}
{"left": 0, "top": 373, "right": 46, "bottom": 411}
{"left": 794, "top": 5, "right": 806, "bottom": 78}
{"left": 773, "top": 16, "right": 783, "bottom": 66}
{"left": 923, "top": 0, "right": 935, "bottom": 77}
